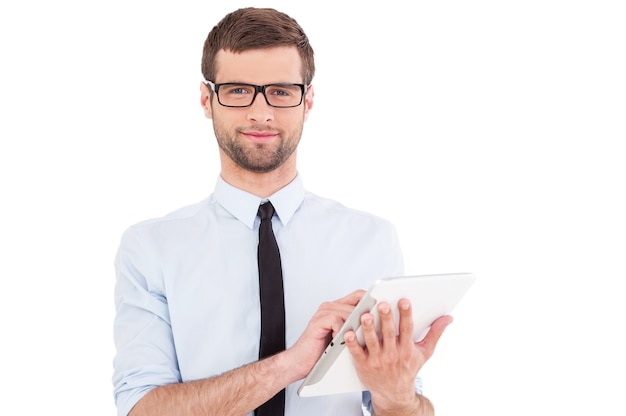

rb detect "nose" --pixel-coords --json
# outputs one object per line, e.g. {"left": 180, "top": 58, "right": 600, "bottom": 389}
{"left": 247, "top": 90, "right": 273, "bottom": 123}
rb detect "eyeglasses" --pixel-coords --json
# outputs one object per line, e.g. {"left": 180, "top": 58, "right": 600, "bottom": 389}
{"left": 205, "top": 80, "right": 307, "bottom": 108}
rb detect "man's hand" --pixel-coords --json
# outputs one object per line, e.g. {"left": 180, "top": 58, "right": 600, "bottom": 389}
{"left": 344, "top": 298, "right": 453, "bottom": 415}
{"left": 286, "top": 290, "right": 366, "bottom": 379}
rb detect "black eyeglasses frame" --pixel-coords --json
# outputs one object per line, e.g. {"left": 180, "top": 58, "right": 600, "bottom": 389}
{"left": 205, "top": 80, "right": 307, "bottom": 108}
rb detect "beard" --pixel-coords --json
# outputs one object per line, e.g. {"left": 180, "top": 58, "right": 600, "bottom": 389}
{"left": 213, "top": 123, "right": 302, "bottom": 173}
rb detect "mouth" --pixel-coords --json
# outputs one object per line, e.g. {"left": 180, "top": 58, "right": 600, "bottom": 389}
{"left": 240, "top": 130, "right": 279, "bottom": 143}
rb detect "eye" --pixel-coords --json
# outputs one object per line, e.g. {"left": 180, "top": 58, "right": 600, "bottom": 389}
{"left": 266, "top": 87, "right": 292, "bottom": 97}
{"left": 266, "top": 85, "right": 301, "bottom": 97}
{"left": 223, "top": 85, "right": 253, "bottom": 96}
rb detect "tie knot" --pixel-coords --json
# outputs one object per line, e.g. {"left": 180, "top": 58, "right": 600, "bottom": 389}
{"left": 258, "top": 202, "right": 275, "bottom": 221}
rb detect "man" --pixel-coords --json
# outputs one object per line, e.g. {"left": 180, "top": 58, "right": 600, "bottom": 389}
{"left": 113, "top": 7, "right": 452, "bottom": 416}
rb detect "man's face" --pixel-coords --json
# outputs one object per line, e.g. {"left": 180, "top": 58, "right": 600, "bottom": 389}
{"left": 202, "top": 46, "right": 314, "bottom": 173}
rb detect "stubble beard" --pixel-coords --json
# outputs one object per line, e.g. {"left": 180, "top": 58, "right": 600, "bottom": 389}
{"left": 214, "top": 125, "right": 302, "bottom": 173}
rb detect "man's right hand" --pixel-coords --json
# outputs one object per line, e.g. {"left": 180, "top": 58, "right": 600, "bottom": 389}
{"left": 285, "top": 290, "right": 365, "bottom": 379}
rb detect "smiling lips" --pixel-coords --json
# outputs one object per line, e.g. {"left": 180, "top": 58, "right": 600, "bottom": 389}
{"left": 241, "top": 130, "right": 279, "bottom": 142}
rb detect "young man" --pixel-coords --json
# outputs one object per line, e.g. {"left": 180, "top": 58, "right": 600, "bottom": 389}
{"left": 113, "top": 7, "right": 452, "bottom": 416}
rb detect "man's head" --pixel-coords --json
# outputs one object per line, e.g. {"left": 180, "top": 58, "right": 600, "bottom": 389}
{"left": 201, "top": 7, "right": 315, "bottom": 87}
{"left": 199, "top": 8, "right": 316, "bottom": 185}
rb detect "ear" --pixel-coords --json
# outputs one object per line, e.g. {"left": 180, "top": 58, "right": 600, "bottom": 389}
{"left": 200, "top": 82, "right": 213, "bottom": 119}
{"left": 303, "top": 84, "right": 314, "bottom": 121}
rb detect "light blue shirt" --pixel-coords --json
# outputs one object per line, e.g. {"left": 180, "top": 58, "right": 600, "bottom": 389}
{"left": 112, "top": 174, "right": 407, "bottom": 416}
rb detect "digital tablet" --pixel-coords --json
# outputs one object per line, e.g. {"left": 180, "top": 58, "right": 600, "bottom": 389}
{"left": 297, "top": 272, "right": 475, "bottom": 397}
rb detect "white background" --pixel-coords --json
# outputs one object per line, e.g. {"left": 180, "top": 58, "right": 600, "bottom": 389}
{"left": 1, "top": 1, "right": 625, "bottom": 415}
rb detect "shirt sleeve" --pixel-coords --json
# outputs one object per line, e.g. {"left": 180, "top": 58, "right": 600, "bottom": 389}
{"left": 112, "top": 226, "right": 181, "bottom": 416}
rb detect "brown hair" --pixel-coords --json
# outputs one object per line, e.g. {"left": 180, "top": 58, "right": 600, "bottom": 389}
{"left": 201, "top": 7, "right": 315, "bottom": 85}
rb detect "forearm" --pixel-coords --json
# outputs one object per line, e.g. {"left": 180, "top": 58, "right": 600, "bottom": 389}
{"left": 129, "top": 352, "right": 299, "bottom": 416}
{"left": 371, "top": 393, "right": 434, "bottom": 416}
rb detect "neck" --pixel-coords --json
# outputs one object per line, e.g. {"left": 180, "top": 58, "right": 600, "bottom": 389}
{"left": 219, "top": 152, "right": 298, "bottom": 198}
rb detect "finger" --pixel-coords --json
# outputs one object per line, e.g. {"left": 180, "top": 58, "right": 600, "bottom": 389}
{"left": 360, "top": 312, "right": 381, "bottom": 355}
{"left": 344, "top": 330, "right": 367, "bottom": 362}
{"left": 311, "top": 290, "right": 365, "bottom": 337}
{"left": 316, "top": 290, "right": 366, "bottom": 331}
{"left": 377, "top": 302, "right": 396, "bottom": 347}
{"left": 417, "top": 315, "right": 453, "bottom": 357}
{"left": 326, "top": 314, "right": 349, "bottom": 338}
{"left": 397, "top": 298, "right": 414, "bottom": 348}
{"left": 312, "top": 302, "right": 354, "bottom": 335}
{"left": 334, "top": 289, "right": 366, "bottom": 306}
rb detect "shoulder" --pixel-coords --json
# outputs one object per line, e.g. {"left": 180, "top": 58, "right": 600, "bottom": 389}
{"left": 297, "top": 191, "right": 405, "bottom": 278}
{"left": 303, "top": 191, "right": 390, "bottom": 219}
{"left": 119, "top": 196, "right": 215, "bottom": 244}
{"left": 301, "top": 191, "right": 397, "bottom": 233}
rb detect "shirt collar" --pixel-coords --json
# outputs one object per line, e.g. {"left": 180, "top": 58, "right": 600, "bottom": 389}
{"left": 213, "top": 174, "right": 306, "bottom": 229}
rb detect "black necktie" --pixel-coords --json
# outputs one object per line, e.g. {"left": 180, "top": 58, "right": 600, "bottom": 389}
{"left": 255, "top": 202, "right": 285, "bottom": 416}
